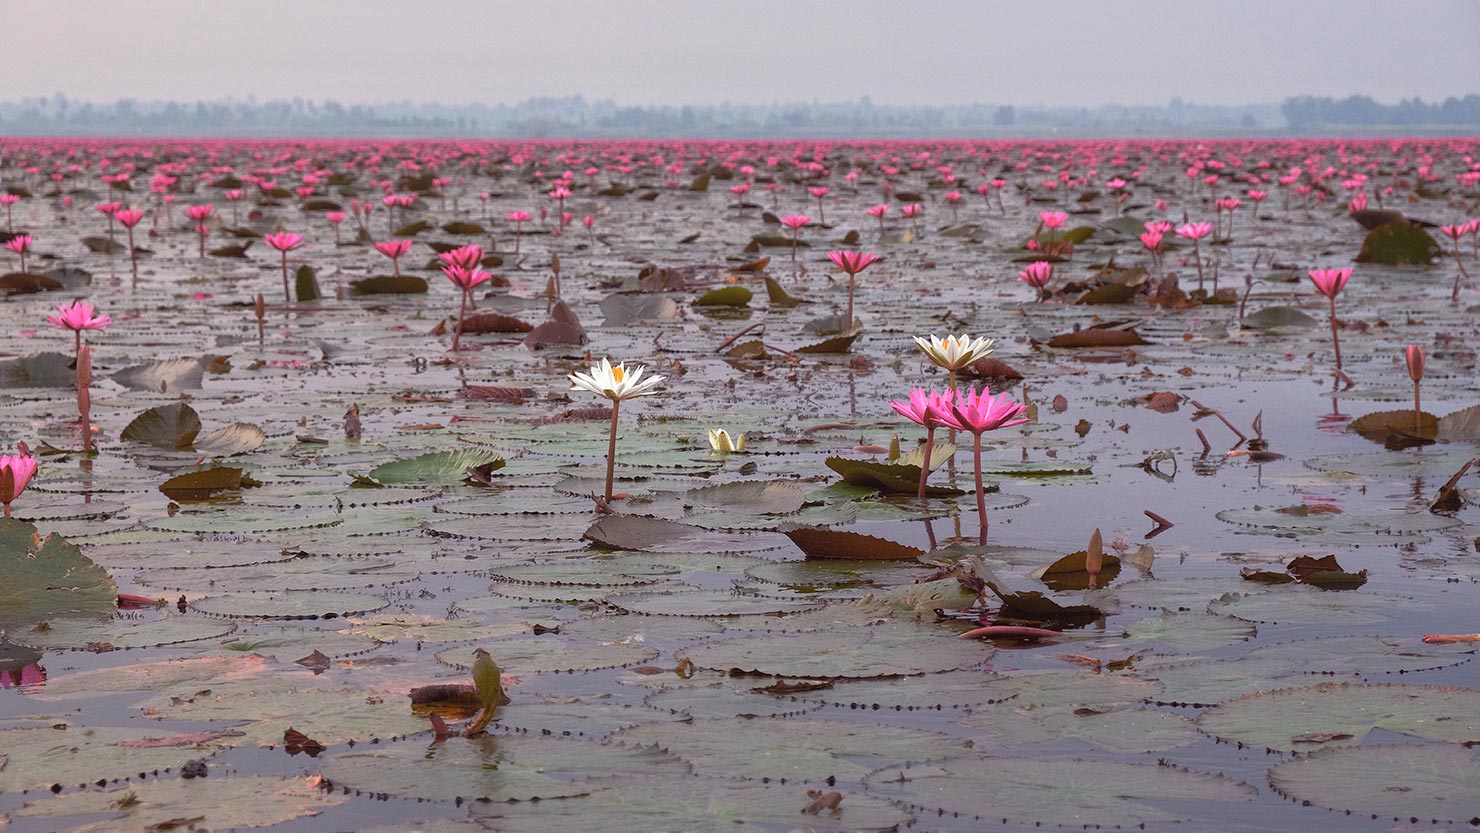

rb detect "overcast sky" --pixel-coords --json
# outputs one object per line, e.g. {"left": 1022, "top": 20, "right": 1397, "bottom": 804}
{"left": 10, "top": 0, "right": 1479, "bottom": 107}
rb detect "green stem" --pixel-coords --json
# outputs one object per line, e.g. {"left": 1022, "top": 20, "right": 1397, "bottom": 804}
{"left": 604, "top": 399, "right": 621, "bottom": 502}
{"left": 916, "top": 424, "right": 935, "bottom": 500}
{"left": 973, "top": 431, "right": 987, "bottom": 545}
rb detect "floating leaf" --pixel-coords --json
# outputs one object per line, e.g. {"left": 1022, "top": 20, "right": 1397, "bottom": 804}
{"left": 1269, "top": 744, "right": 1480, "bottom": 823}
{"left": 12, "top": 776, "right": 348, "bottom": 832}
{"left": 120, "top": 402, "right": 201, "bottom": 449}
{"left": 111, "top": 357, "right": 205, "bottom": 391}
{"left": 159, "top": 466, "right": 243, "bottom": 501}
{"left": 824, "top": 456, "right": 963, "bottom": 496}
{"left": 367, "top": 449, "right": 504, "bottom": 485}
{"left": 612, "top": 717, "right": 966, "bottom": 782}
{"left": 1356, "top": 221, "right": 1441, "bottom": 265}
{"left": 781, "top": 524, "right": 923, "bottom": 561}
{"left": 0, "top": 726, "right": 222, "bottom": 793}
{"left": 331, "top": 735, "right": 690, "bottom": 805}
{"left": 694, "top": 286, "right": 752, "bottom": 307}
{"left": 865, "top": 756, "right": 1254, "bottom": 827}
{"left": 194, "top": 422, "right": 267, "bottom": 456}
{"left": 0, "top": 519, "right": 116, "bottom": 631}
{"left": 348, "top": 275, "right": 428, "bottom": 295}
{"left": 1045, "top": 327, "right": 1149, "bottom": 348}
{"left": 686, "top": 623, "right": 989, "bottom": 678}
{"left": 1197, "top": 682, "right": 1480, "bottom": 751}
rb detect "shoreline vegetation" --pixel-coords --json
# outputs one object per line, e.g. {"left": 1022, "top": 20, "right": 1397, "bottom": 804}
{"left": 3, "top": 93, "right": 1478, "bottom": 139}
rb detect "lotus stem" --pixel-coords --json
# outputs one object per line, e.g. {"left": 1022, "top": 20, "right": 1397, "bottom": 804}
{"left": 916, "top": 424, "right": 935, "bottom": 500}
{"left": 1328, "top": 294, "right": 1342, "bottom": 371}
{"left": 972, "top": 431, "right": 987, "bottom": 545}
{"left": 604, "top": 398, "right": 621, "bottom": 502}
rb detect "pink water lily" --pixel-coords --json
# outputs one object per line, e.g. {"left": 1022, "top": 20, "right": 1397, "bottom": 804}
{"left": 373, "top": 239, "right": 414, "bottom": 276}
{"left": 264, "top": 232, "right": 305, "bottom": 301}
{"left": 47, "top": 299, "right": 111, "bottom": 333}
{"left": 827, "top": 250, "right": 880, "bottom": 333}
{"left": 941, "top": 386, "right": 1030, "bottom": 543}
{"left": 1177, "top": 222, "right": 1215, "bottom": 291}
{"left": 1017, "top": 261, "right": 1053, "bottom": 302}
{"left": 1406, "top": 344, "right": 1426, "bottom": 432}
{"left": 4, "top": 234, "right": 32, "bottom": 272}
{"left": 1309, "top": 267, "right": 1353, "bottom": 375}
{"left": 0, "top": 450, "right": 37, "bottom": 518}
{"left": 779, "top": 214, "right": 811, "bottom": 261}
{"left": 890, "top": 387, "right": 957, "bottom": 498}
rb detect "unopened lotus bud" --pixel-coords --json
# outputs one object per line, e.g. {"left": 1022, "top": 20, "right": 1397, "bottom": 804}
{"left": 1086, "top": 528, "right": 1104, "bottom": 580}
{"left": 1405, "top": 344, "right": 1426, "bottom": 383}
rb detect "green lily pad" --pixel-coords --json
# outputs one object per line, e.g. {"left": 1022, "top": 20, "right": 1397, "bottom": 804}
{"left": 612, "top": 717, "right": 967, "bottom": 781}
{"left": 11, "top": 775, "right": 347, "bottom": 832}
{"left": 366, "top": 449, "right": 505, "bottom": 486}
{"left": 0, "top": 726, "right": 223, "bottom": 793}
{"left": 1197, "top": 682, "right": 1480, "bottom": 752}
{"left": 865, "top": 756, "right": 1255, "bottom": 827}
{"left": 120, "top": 402, "right": 202, "bottom": 449}
{"left": 0, "top": 519, "right": 116, "bottom": 631}
{"left": 694, "top": 286, "right": 752, "bottom": 307}
{"left": 605, "top": 589, "right": 822, "bottom": 617}
{"left": 9, "top": 615, "right": 235, "bottom": 651}
{"left": 1356, "top": 221, "right": 1441, "bottom": 265}
{"left": 685, "top": 623, "right": 990, "bottom": 678}
{"left": 435, "top": 639, "right": 658, "bottom": 674}
{"left": 142, "top": 684, "right": 430, "bottom": 747}
{"left": 959, "top": 704, "right": 1200, "bottom": 753}
{"left": 1208, "top": 586, "right": 1428, "bottom": 625}
{"left": 322, "top": 736, "right": 690, "bottom": 802}
{"left": 1269, "top": 744, "right": 1480, "bottom": 823}
{"left": 190, "top": 591, "right": 389, "bottom": 619}
{"left": 1121, "top": 610, "right": 1257, "bottom": 650}
{"left": 468, "top": 777, "right": 912, "bottom": 833}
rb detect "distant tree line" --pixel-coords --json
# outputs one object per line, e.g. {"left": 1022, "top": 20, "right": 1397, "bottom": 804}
{"left": 1282, "top": 95, "right": 1480, "bottom": 129}
{"left": 0, "top": 93, "right": 1473, "bottom": 138}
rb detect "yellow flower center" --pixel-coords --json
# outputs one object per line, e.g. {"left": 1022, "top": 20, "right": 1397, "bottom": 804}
{"left": 612, "top": 366, "right": 625, "bottom": 383}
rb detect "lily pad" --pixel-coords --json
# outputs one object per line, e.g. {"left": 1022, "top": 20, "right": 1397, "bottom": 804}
{"left": 685, "top": 623, "right": 990, "bottom": 678}
{"left": 468, "top": 777, "right": 912, "bottom": 833}
{"left": 11, "top": 775, "right": 347, "bottom": 832}
{"left": 1269, "top": 744, "right": 1480, "bottom": 823}
{"left": 1197, "top": 682, "right": 1480, "bottom": 752}
{"left": 366, "top": 449, "right": 505, "bottom": 485}
{"left": 865, "top": 756, "right": 1254, "bottom": 827}
{"left": 612, "top": 717, "right": 967, "bottom": 782}
{"left": 0, "top": 519, "right": 116, "bottom": 631}
{"left": 435, "top": 639, "right": 658, "bottom": 674}
{"left": 322, "top": 736, "right": 690, "bottom": 802}
{"left": 0, "top": 726, "right": 223, "bottom": 793}
{"left": 120, "top": 402, "right": 201, "bottom": 449}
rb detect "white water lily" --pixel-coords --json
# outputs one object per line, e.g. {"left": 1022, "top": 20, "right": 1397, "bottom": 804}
{"left": 568, "top": 358, "right": 664, "bottom": 401}
{"left": 914, "top": 334, "right": 994, "bottom": 371}
{"left": 708, "top": 429, "right": 746, "bottom": 453}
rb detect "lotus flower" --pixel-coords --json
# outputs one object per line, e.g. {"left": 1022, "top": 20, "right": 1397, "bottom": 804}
{"left": 708, "top": 429, "right": 746, "bottom": 454}
{"left": 4, "top": 234, "right": 32, "bottom": 272}
{"left": 569, "top": 359, "right": 665, "bottom": 501}
{"left": 374, "top": 239, "right": 414, "bottom": 276}
{"left": 0, "top": 451, "right": 37, "bottom": 517}
{"left": 1309, "top": 268, "right": 1353, "bottom": 374}
{"left": 264, "top": 232, "right": 305, "bottom": 302}
{"left": 1018, "top": 261, "right": 1053, "bottom": 301}
{"left": 940, "top": 386, "right": 1030, "bottom": 543}
{"left": 914, "top": 334, "right": 994, "bottom": 374}
{"left": 826, "top": 250, "right": 880, "bottom": 333}
{"left": 889, "top": 387, "right": 958, "bottom": 498}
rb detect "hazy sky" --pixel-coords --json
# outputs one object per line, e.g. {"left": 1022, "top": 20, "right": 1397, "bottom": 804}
{"left": 10, "top": 0, "right": 1479, "bottom": 107}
